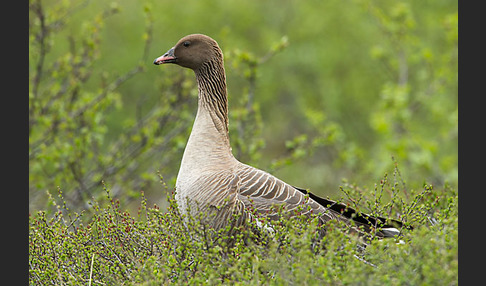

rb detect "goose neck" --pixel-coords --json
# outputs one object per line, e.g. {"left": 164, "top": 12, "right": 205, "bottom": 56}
{"left": 194, "top": 59, "right": 229, "bottom": 136}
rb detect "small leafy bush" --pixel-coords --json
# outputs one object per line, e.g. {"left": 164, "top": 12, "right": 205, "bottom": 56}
{"left": 29, "top": 171, "right": 457, "bottom": 285}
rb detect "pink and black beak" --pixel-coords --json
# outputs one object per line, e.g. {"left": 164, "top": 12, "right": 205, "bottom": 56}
{"left": 153, "top": 47, "right": 177, "bottom": 65}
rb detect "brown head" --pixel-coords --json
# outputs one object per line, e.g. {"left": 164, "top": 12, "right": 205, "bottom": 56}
{"left": 153, "top": 34, "right": 223, "bottom": 71}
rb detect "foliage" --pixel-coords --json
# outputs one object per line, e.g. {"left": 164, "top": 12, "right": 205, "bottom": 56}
{"left": 362, "top": 1, "right": 458, "bottom": 187}
{"left": 29, "top": 0, "right": 195, "bottom": 210}
{"left": 29, "top": 171, "right": 457, "bottom": 285}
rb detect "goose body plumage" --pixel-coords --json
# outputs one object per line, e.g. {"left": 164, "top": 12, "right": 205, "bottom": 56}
{"left": 154, "top": 34, "right": 403, "bottom": 238}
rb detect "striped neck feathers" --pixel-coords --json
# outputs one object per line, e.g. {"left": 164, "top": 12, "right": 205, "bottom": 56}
{"left": 194, "top": 57, "right": 229, "bottom": 136}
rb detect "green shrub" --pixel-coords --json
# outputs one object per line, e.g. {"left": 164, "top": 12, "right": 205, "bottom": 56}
{"left": 30, "top": 172, "right": 457, "bottom": 285}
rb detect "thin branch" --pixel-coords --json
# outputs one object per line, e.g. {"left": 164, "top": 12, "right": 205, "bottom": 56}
{"left": 30, "top": 0, "right": 47, "bottom": 98}
{"left": 88, "top": 253, "right": 95, "bottom": 286}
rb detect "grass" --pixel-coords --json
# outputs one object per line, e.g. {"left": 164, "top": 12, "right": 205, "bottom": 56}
{"left": 29, "top": 171, "right": 457, "bottom": 285}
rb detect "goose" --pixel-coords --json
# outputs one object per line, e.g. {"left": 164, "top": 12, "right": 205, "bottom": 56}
{"left": 153, "top": 34, "right": 404, "bottom": 239}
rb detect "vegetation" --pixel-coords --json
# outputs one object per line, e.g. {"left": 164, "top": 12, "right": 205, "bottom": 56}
{"left": 30, "top": 174, "right": 457, "bottom": 285}
{"left": 29, "top": 0, "right": 457, "bottom": 284}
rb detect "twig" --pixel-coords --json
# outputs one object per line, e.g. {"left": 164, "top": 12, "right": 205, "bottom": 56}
{"left": 88, "top": 253, "right": 95, "bottom": 286}
{"left": 353, "top": 254, "right": 377, "bottom": 268}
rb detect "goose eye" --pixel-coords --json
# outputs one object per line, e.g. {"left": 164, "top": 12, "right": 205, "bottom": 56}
{"left": 183, "top": 41, "right": 190, "bottom": 47}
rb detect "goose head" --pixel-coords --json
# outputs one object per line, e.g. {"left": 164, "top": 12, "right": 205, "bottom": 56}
{"left": 153, "top": 34, "right": 223, "bottom": 71}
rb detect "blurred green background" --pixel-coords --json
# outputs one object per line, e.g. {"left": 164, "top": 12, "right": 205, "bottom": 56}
{"left": 29, "top": 0, "right": 457, "bottom": 213}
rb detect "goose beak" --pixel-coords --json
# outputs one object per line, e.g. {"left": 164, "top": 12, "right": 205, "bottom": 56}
{"left": 153, "top": 47, "right": 176, "bottom": 65}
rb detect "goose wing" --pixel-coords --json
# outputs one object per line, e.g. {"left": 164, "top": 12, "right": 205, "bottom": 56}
{"left": 234, "top": 164, "right": 404, "bottom": 237}
{"left": 234, "top": 164, "right": 338, "bottom": 222}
